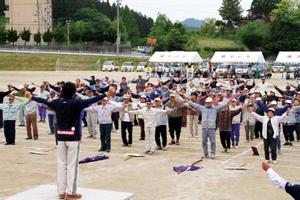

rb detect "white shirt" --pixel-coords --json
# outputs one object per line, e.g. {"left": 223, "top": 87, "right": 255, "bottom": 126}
{"left": 130, "top": 107, "right": 168, "bottom": 128}
{"left": 267, "top": 168, "right": 287, "bottom": 190}
{"left": 37, "top": 90, "right": 50, "bottom": 99}
{"left": 85, "top": 103, "right": 121, "bottom": 124}
{"left": 252, "top": 112, "right": 286, "bottom": 139}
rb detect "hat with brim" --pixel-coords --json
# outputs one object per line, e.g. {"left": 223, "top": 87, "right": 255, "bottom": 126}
{"left": 285, "top": 100, "right": 292, "bottom": 104}
{"left": 267, "top": 108, "right": 275, "bottom": 113}
{"left": 123, "top": 95, "right": 130, "bottom": 99}
{"left": 270, "top": 101, "right": 277, "bottom": 105}
{"left": 154, "top": 98, "right": 161, "bottom": 102}
{"left": 205, "top": 97, "right": 213, "bottom": 103}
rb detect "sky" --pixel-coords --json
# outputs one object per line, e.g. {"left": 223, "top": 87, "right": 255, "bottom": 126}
{"left": 111, "top": 0, "right": 253, "bottom": 22}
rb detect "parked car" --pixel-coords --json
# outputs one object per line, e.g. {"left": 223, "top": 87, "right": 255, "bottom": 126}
{"left": 288, "top": 65, "right": 299, "bottom": 73}
{"left": 235, "top": 65, "right": 251, "bottom": 77}
{"left": 136, "top": 62, "right": 147, "bottom": 72}
{"left": 215, "top": 65, "right": 228, "bottom": 77}
{"left": 121, "top": 62, "right": 135, "bottom": 72}
{"left": 198, "top": 65, "right": 209, "bottom": 73}
{"left": 102, "top": 61, "right": 119, "bottom": 72}
{"left": 272, "top": 65, "right": 285, "bottom": 73}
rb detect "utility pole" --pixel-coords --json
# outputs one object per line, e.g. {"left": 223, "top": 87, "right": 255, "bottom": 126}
{"left": 66, "top": 20, "right": 71, "bottom": 47}
{"left": 116, "top": 0, "right": 121, "bottom": 56}
{"left": 36, "top": 0, "right": 41, "bottom": 33}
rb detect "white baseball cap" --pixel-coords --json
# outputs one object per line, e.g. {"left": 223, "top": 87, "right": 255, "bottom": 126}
{"left": 270, "top": 101, "right": 277, "bottom": 105}
{"left": 205, "top": 97, "right": 213, "bottom": 103}
{"left": 285, "top": 100, "right": 292, "bottom": 104}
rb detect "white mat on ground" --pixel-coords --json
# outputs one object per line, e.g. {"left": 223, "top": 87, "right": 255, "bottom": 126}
{"left": 5, "top": 185, "right": 134, "bottom": 200}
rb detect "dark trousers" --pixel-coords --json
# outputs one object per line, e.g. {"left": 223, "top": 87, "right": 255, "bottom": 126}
{"left": 0, "top": 110, "right": 3, "bottom": 129}
{"left": 111, "top": 112, "right": 119, "bottom": 130}
{"left": 255, "top": 121, "right": 263, "bottom": 139}
{"left": 220, "top": 131, "right": 231, "bottom": 149}
{"left": 4, "top": 120, "right": 16, "bottom": 144}
{"left": 294, "top": 123, "right": 300, "bottom": 141}
{"left": 100, "top": 123, "right": 112, "bottom": 151}
{"left": 121, "top": 121, "right": 133, "bottom": 145}
{"left": 168, "top": 117, "right": 182, "bottom": 141}
{"left": 264, "top": 137, "right": 277, "bottom": 161}
{"left": 283, "top": 124, "right": 295, "bottom": 142}
{"left": 155, "top": 125, "right": 167, "bottom": 147}
{"left": 138, "top": 119, "right": 145, "bottom": 140}
{"left": 286, "top": 182, "right": 300, "bottom": 200}
{"left": 48, "top": 114, "right": 55, "bottom": 134}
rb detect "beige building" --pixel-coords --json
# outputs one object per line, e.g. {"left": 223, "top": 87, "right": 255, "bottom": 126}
{"left": 4, "top": 0, "right": 52, "bottom": 38}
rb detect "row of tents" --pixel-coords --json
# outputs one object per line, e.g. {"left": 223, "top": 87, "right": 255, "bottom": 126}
{"left": 149, "top": 51, "right": 300, "bottom": 65}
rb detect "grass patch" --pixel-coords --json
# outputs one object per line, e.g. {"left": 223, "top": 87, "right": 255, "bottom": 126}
{"left": 0, "top": 53, "right": 147, "bottom": 71}
{"left": 197, "top": 37, "right": 244, "bottom": 49}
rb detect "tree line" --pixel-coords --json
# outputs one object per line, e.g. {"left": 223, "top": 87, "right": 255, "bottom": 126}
{"left": 0, "top": 0, "right": 154, "bottom": 46}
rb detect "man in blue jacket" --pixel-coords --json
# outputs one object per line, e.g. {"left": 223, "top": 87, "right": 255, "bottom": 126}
{"left": 25, "top": 82, "right": 107, "bottom": 200}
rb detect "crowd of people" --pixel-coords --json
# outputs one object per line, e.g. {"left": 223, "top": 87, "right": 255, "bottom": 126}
{"left": 1, "top": 73, "right": 300, "bottom": 199}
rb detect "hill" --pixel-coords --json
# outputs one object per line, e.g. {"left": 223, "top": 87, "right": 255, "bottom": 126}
{"left": 182, "top": 18, "right": 204, "bottom": 29}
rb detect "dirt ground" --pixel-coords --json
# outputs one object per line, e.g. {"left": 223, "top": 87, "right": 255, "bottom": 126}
{"left": 0, "top": 71, "right": 299, "bottom": 200}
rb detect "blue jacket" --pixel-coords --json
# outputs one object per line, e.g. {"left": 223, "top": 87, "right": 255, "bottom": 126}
{"left": 256, "top": 101, "right": 290, "bottom": 116}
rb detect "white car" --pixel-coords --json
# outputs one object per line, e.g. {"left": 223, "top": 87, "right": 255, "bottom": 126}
{"left": 102, "top": 61, "right": 119, "bottom": 72}
{"left": 235, "top": 65, "right": 250, "bottom": 75}
{"left": 136, "top": 62, "right": 147, "bottom": 72}
{"left": 216, "top": 65, "right": 228, "bottom": 77}
{"left": 288, "top": 65, "right": 298, "bottom": 73}
{"left": 272, "top": 65, "right": 285, "bottom": 73}
{"left": 121, "top": 62, "right": 135, "bottom": 72}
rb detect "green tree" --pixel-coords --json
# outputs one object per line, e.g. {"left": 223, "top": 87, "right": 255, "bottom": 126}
{"left": 250, "top": 0, "right": 281, "bottom": 20}
{"left": 266, "top": 0, "right": 300, "bottom": 52}
{"left": 70, "top": 20, "right": 94, "bottom": 42}
{"left": 149, "top": 14, "right": 173, "bottom": 50}
{"left": 112, "top": 18, "right": 127, "bottom": 42}
{"left": 43, "top": 29, "right": 53, "bottom": 45}
{"left": 34, "top": 32, "right": 41, "bottom": 46}
{"left": 53, "top": 25, "right": 66, "bottom": 44}
{"left": 0, "top": 28, "right": 6, "bottom": 44}
{"left": 19, "top": 28, "right": 31, "bottom": 46}
{"left": 237, "top": 21, "right": 269, "bottom": 50}
{"left": 74, "top": 8, "right": 113, "bottom": 43}
{"left": 0, "top": 0, "right": 5, "bottom": 16}
{"left": 7, "top": 28, "right": 18, "bottom": 45}
{"left": 165, "top": 28, "right": 187, "bottom": 50}
{"left": 219, "top": 0, "right": 243, "bottom": 27}
{"left": 199, "top": 19, "right": 217, "bottom": 36}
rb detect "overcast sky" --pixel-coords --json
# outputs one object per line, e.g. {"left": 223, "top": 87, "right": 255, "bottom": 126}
{"left": 111, "top": 0, "right": 253, "bottom": 22}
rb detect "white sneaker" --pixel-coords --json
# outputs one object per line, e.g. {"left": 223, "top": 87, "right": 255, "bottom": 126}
{"left": 272, "top": 160, "right": 277, "bottom": 164}
{"left": 211, "top": 154, "right": 215, "bottom": 159}
{"left": 116, "top": 129, "right": 120, "bottom": 134}
{"left": 162, "top": 146, "right": 167, "bottom": 151}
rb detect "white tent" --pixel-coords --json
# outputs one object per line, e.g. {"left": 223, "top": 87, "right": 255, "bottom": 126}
{"left": 210, "top": 51, "right": 266, "bottom": 64}
{"left": 275, "top": 51, "right": 300, "bottom": 64}
{"left": 149, "top": 51, "right": 203, "bottom": 63}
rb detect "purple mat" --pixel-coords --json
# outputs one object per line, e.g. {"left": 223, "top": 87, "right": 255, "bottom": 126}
{"left": 173, "top": 165, "right": 202, "bottom": 173}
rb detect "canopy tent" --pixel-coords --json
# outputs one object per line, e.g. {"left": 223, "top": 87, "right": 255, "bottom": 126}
{"left": 210, "top": 51, "right": 266, "bottom": 64}
{"left": 149, "top": 51, "right": 203, "bottom": 63}
{"left": 275, "top": 51, "right": 300, "bottom": 64}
